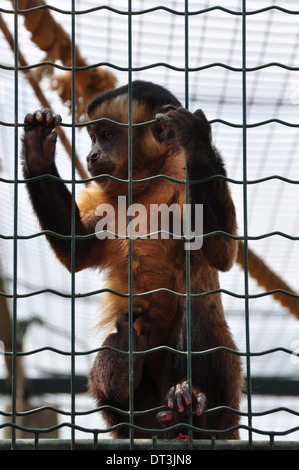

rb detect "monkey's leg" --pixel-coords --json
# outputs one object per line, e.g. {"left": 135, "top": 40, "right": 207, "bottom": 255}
{"left": 88, "top": 308, "right": 148, "bottom": 405}
{"left": 157, "top": 298, "right": 242, "bottom": 439}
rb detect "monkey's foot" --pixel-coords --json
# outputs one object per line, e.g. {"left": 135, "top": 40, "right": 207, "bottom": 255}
{"left": 156, "top": 380, "right": 207, "bottom": 425}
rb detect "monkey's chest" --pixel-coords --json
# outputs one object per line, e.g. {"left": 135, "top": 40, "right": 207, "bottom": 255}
{"left": 131, "top": 239, "right": 185, "bottom": 294}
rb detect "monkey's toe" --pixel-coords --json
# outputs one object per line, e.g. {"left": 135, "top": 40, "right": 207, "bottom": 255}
{"left": 164, "top": 381, "right": 207, "bottom": 416}
{"left": 166, "top": 380, "right": 190, "bottom": 412}
{"left": 156, "top": 410, "right": 174, "bottom": 425}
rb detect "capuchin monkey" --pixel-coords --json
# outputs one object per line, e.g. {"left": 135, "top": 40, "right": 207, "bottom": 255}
{"left": 22, "top": 80, "right": 242, "bottom": 439}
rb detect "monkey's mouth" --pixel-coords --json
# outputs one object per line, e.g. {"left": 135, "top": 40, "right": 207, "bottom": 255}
{"left": 87, "top": 157, "right": 116, "bottom": 177}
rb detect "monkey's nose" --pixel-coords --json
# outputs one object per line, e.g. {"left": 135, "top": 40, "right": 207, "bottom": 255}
{"left": 86, "top": 152, "right": 99, "bottom": 164}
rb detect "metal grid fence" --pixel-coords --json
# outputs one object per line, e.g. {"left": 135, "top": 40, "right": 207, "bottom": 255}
{"left": 0, "top": 0, "right": 299, "bottom": 451}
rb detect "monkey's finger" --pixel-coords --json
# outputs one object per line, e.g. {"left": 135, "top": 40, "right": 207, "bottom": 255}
{"left": 44, "top": 110, "right": 62, "bottom": 128}
{"left": 34, "top": 110, "right": 44, "bottom": 122}
{"left": 158, "top": 104, "right": 178, "bottom": 114}
{"left": 155, "top": 110, "right": 181, "bottom": 126}
{"left": 24, "top": 112, "right": 35, "bottom": 124}
{"left": 24, "top": 110, "right": 62, "bottom": 133}
{"left": 165, "top": 386, "right": 175, "bottom": 409}
{"left": 192, "top": 109, "right": 211, "bottom": 141}
{"left": 155, "top": 114, "right": 177, "bottom": 142}
{"left": 155, "top": 112, "right": 172, "bottom": 124}
{"left": 181, "top": 382, "right": 191, "bottom": 407}
{"left": 195, "top": 392, "right": 207, "bottom": 416}
{"left": 41, "top": 131, "right": 58, "bottom": 162}
{"left": 23, "top": 110, "right": 45, "bottom": 132}
{"left": 173, "top": 392, "right": 184, "bottom": 412}
{"left": 193, "top": 109, "right": 206, "bottom": 119}
{"left": 47, "top": 130, "right": 58, "bottom": 142}
{"left": 170, "top": 384, "right": 185, "bottom": 412}
{"left": 26, "top": 110, "right": 61, "bottom": 125}
{"left": 179, "top": 381, "right": 191, "bottom": 407}
{"left": 156, "top": 410, "right": 174, "bottom": 424}
{"left": 24, "top": 115, "right": 34, "bottom": 132}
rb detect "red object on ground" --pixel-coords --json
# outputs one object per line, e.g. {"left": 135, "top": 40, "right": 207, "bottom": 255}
{"left": 175, "top": 433, "right": 189, "bottom": 440}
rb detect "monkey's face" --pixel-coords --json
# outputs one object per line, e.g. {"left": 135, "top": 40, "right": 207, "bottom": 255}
{"left": 86, "top": 121, "right": 128, "bottom": 178}
{"left": 86, "top": 94, "right": 177, "bottom": 183}
{"left": 86, "top": 95, "right": 138, "bottom": 180}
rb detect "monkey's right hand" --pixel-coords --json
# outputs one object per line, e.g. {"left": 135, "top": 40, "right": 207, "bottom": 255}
{"left": 23, "top": 109, "right": 62, "bottom": 176}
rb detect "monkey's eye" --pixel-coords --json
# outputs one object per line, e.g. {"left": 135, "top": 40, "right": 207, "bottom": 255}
{"left": 101, "top": 130, "right": 113, "bottom": 143}
{"left": 90, "top": 133, "right": 97, "bottom": 145}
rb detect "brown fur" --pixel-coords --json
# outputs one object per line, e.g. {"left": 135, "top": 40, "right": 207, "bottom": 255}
{"left": 22, "top": 81, "right": 242, "bottom": 440}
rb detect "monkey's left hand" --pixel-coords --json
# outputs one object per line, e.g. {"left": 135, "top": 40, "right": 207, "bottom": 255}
{"left": 156, "top": 380, "right": 207, "bottom": 426}
{"left": 155, "top": 106, "right": 211, "bottom": 148}
{"left": 23, "top": 109, "right": 62, "bottom": 176}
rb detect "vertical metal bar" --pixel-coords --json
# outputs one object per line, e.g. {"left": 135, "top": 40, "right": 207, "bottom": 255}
{"left": 242, "top": 0, "right": 252, "bottom": 447}
{"left": 70, "top": 0, "right": 76, "bottom": 449}
{"left": 11, "top": 0, "right": 19, "bottom": 450}
{"left": 127, "top": 0, "right": 134, "bottom": 449}
{"left": 184, "top": 0, "right": 193, "bottom": 447}
{"left": 184, "top": 1, "right": 189, "bottom": 110}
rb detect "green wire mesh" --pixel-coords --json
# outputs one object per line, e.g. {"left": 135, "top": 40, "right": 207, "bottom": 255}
{"left": 0, "top": 1, "right": 298, "bottom": 450}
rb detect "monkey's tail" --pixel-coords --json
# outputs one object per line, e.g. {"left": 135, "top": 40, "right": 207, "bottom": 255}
{"left": 236, "top": 241, "right": 299, "bottom": 320}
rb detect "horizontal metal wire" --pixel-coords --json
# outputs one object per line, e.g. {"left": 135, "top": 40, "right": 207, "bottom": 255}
{"left": 3, "top": 170, "right": 299, "bottom": 187}
{"left": 1, "top": 284, "right": 299, "bottom": 302}
{"left": 1, "top": 5, "right": 299, "bottom": 16}
{"left": 1, "top": 229, "right": 299, "bottom": 242}
{"left": 0, "top": 420, "right": 241, "bottom": 436}
{"left": 2, "top": 342, "right": 295, "bottom": 359}
{"left": 1, "top": 401, "right": 298, "bottom": 420}
{"left": 2, "top": 117, "right": 299, "bottom": 130}
{"left": 2, "top": 60, "right": 299, "bottom": 74}
{"left": 0, "top": 402, "right": 242, "bottom": 420}
{"left": 1, "top": 419, "right": 299, "bottom": 441}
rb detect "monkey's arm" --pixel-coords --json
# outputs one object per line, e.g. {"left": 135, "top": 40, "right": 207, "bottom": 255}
{"left": 156, "top": 107, "right": 237, "bottom": 271}
{"left": 22, "top": 110, "right": 101, "bottom": 271}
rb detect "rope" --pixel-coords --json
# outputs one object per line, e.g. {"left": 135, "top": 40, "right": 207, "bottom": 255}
{"left": 236, "top": 241, "right": 299, "bottom": 319}
{"left": 14, "top": 0, "right": 117, "bottom": 120}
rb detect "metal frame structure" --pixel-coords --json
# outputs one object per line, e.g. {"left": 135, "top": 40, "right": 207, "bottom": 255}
{"left": 0, "top": 1, "right": 298, "bottom": 451}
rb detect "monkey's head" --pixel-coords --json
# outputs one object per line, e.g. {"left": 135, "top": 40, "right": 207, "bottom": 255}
{"left": 86, "top": 80, "right": 182, "bottom": 183}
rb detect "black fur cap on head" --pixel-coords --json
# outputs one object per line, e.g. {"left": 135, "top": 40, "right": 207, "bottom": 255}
{"left": 87, "top": 80, "right": 182, "bottom": 117}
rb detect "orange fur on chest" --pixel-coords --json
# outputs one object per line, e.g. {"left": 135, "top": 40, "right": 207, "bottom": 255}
{"left": 76, "top": 157, "right": 190, "bottom": 333}
{"left": 76, "top": 148, "right": 219, "bottom": 340}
